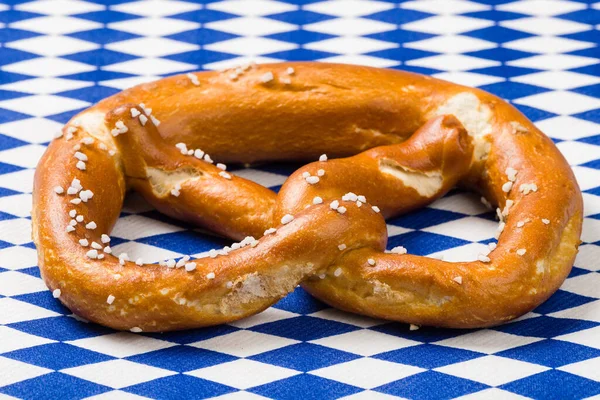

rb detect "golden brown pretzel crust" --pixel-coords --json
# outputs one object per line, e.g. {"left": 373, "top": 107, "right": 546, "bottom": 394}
{"left": 32, "top": 63, "right": 583, "bottom": 331}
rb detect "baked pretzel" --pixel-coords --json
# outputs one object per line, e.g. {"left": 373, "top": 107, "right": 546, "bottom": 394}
{"left": 32, "top": 63, "right": 583, "bottom": 331}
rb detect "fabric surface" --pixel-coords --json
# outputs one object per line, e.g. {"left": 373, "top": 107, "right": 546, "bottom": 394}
{"left": 0, "top": 0, "right": 599, "bottom": 399}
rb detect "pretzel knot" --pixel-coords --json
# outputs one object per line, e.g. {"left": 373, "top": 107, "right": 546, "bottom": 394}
{"left": 32, "top": 63, "right": 583, "bottom": 332}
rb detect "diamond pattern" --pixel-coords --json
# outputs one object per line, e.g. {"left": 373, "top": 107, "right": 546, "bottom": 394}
{"left": 0, "top": 1, "right": 598, "bottom": 399}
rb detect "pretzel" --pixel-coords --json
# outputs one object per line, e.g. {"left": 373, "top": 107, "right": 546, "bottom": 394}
{"left": 32, "top": 63, "right": 583, "bottom": 331}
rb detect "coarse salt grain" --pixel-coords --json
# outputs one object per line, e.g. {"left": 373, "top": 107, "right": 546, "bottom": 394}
{"left": 52, "top": 289, "right": 61, "bottom": 298}
{"left": 264, "top": 228, "right": 277, "bottom": 235}
{"left": 85, "top": 221, "right": 97, "bottom": 230}
{"left": 219, "top": 171, "right": 232, "bottom": 180}
{"left": 107, "top": 295, "right": 115, "bottom": 304}
{"left": 502, "top": 181, "right": 513, "bottom": 193}
{"left": 79, "top": 239, "right": 89, "bottom": 247}
{"left": 130, "top": 327, "right": 142, "bottom": 333}
{"left": 206, "top": 272, "right": 215, "bottom": 279}
{"left": 410, "top": 324, "right": 420, "bottom": 331}
{"left": 306, "top": 176, "right": 319, "bottom": 184}
{"left": 334, "top": 267, "right": 342, "bottom": 277}
{"left": 453, "top": 276, "right": 463, "bottom": 284}
{"left": 139, "top": 115, "right": 148, "bottom": 126}
{"left": 130, "top": 108, "right": 141, "bottom": 118}
{"left": 542, "top": 219, "right": 550, "bottom": 225}
{"left": 317, "top": 169, "right": 325, "bottom": 177}
{"left": 516, "top": 249, "right": 526, "bottom": 256}
{"left": 76, "top": 161, "right": 86, "bottom": 170}
{"left": 330, "top": 200, "right": 339, "bottom": 210}
{"left": 313, "top": 196, "right": 323, "bottom": 205}
{"left": 260, "top": 71, "right": 274, "bottom": 83}
{"left": 185, "top": 262, "right": 196, "bottom": 272}
{"left": 86, "top": 249, "right": 98, "bottom": 259}
{"left": 391, "top": 246, "right": 407, "bottom": 254}
{"left": 101, "top": 234, "right": 110, "bottom": 243}
{"left": 135, "top": 258, "right": 143, "bottom": 266}
{"left": 286, "top": 67, "right": 295, "bottom": 75}
{"left": 338, "top": 244, "right": 347, "bottom": 251}
{"left": 367, "top": 258, "right": 376, "bottom": 266}
{"left": 319, "top": 154, "right": 327, "bottom": 162}
{"left": 337, "top": 206, "right": 347, "bottom": 214}
{"left": 478, "top": 254, "right": 491, "bottom": 263}
{"left": 506, "top": 167, "right": 518, "bottom": 182}
{"left": 372, "top": 206, "right": 380, "bottom": 213}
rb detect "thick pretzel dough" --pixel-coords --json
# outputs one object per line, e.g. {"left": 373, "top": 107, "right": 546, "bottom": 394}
{"left": 33, "top": 63, "right": 582, "bottom": 331}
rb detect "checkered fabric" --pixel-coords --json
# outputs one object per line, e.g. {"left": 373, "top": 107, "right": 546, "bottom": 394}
{"left": 0, "top": 0, "right": 598, "bottom": 399}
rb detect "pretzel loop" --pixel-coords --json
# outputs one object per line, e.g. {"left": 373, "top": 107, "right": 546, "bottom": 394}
{"left": 33, "top": 63, "right": 583, "bottom": 331}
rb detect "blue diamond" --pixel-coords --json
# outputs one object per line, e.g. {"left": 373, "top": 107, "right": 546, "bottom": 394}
{"left": 267, "top": 30, "right": 335, "bottom": 45}
{"left": 269, "top": 10, "right": 334, "bottom": 25}
{"left": 64, "top": 48, "right": 137, "bottom": 67}
{"left": 366, "top": 8, "right": 433, "bottom": 24}
{"left": 8, "top": 316, "right": 114, "bottom": 341}
{"left": 127, "top": 346, "right": 236, "bottom": 372}
{"left": 250, "top": 343, "right": 360, "bottom": 372}
{"left": 124, "top": 374, "right": 235, "bottom": 399}
{"left": 74, "top": 10, "right": 140, "bottom": 24}
{"left": 534, "top": 289, "right": 598, "bottom": 314}
{"left": 250, "top": 316, "right": 359, "bottom": 341}
{"left": 388, "top": 208, "right": 466, "bottom": 230}
{"left": 494, "top": 316, "right": 599, "bottom": 339}
{"left": 250, "top": 374, "right": 361, "bottom": 400}
{"left": 479, "top": 81, "right": 549, "bottom": 100}
{"left": 69, "top": 28, "right": 140, "bottom": 45}
{"left": 145, "top": 324, "right": 240, "bottom": 345}
{"left": 273, "top": 286, "right": 328, "bottom": 314}
{"left": 373, "top": 323, "right": 469, "bottom": 343}
{"left": 375, "top": 371, "right": 488, "bottom": 400}
{"left": 497, "top": 339, "right": 600, "bottom": 368}
{"left": 0, "top": 372, "right": 110, "bottom": 400}
{"left": 500, "top": 370, "right": 600, "bottom": 400}
{"left": 375, "top": 344, "right": 484, "bottom": 369}
{"left": 3, "top": 342, "right": 114, "bottom": 370}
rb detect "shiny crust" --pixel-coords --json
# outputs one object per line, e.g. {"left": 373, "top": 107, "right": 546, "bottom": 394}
{"left": 32, "top": 62, "right": 583, "bottom": 331}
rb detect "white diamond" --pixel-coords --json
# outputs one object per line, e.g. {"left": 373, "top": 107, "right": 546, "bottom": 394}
{"left": 0, "top": 356, "right": 51, "bottom": 387}
{"left": 406, "top": 54, "right": 499, "bottom": 72}
{"left": 402, "top": 0, "right": 489, "bottom": 14}
{"left": 104, "top": 58, "right": 195, "bottom": 76}
{"left": 106, "top": 37, "right": 199, "bottom": 58}
{"left": 305, "top": 36, "right": 396, "bottom": 55}
{"left": 501, "top": 17, "right": 590, "bottom": 36}
{"left": 206, "top": 17, "right": 295, "bottom": 36}
{"left": 535, "top": 116, "right": 600, "bottom": 140}
{"left": 558, "top": 357, "right": 600, "bottom": 382}
{"left": 6, "top": 35, "right": 98, "bottom": 57}
{"left": 513, "top": 91, "right": 600, "bottom": 115}
{"left": 509, "top": 54, "right": 597, "bottom": 70}
{"left": 108, "top": 18, "right": 200, "bottom": 36}
{"left": 2, "top": 57, "right": 95, "bottom": 77}
{"left": 504, "top": 36, "right": 594, "bottom": 54}
{"left": 0, "top": 219, "right": 33, "bottom": 245}
{"left": 0, "top": 169, "right": 35, "bottom": 193}
{"left": 0, "top": 193, "right": 32, "bottom": 217}
{"left": 557, "top": 141, "right": 600, "bottom": 166}
{"left": 0, "top": 271, "right": 48, "bottom": 296}
{"left": 309, "top": 309, "right": 386, "bottom": 328}
{"left": 189, "top": 330, "right": 299, "bottom": 357}
{"left": 15, "top": 0, "right": 103, "bottom": 15}
{"left": 0, "top": 326, "right": 55, "bottom": 353}
{"left": 310, "top": 358, "right": 425, "bottom": 389}
{"left": 0, "top": 95, "right": 90, "bottom": 118}
{"left": 62, "top": 359, "right": 176, "bottom": 389}
{"left": 571, "top": 166, "right": 600, "bottom": 191}
{"left": 67, "top": 332, "right": 176, "bottom": 358}
{"left": 0, "top": 298, "right": 60, "bottom": 324}
{"left": 428, "top": 243, "right": 490, "bottom": 263}
{"left": 0, "top": 246, "right": 37, "bottom": 270}
{"left": 310, "top": 329, "right": 420, "bottom": 356}
{"left": 305, "top": 0, "right": 394, "bottom": 17}
{"left": 319, "top": 54, "right": 398, "bottom": 68}
{"left": 229, "top": 307, "right": 298, "bottom": 329}
{"left": 434, "top": 330, "right": 542, "bottom": 353}
{"left": 305, "top": 17, "right": 395, "bottom": 36}
{"left": 555, "top": 325, "right": 600, "bottom": 349}
{"left": 574, "top": 244, "right": 600, "bottom": 271}
{"left": 206, "top": 37, "right": 297, "bottom": 57}
{"left": 11, "top": 15, "right": 101, "bottom": 34}
{"left": 0, "top": 145, "right": 46, "bottom": 168}
{"left": 110, "top": 214, "right": 185, "bottom": 240}
{"left": 435, "top": 355, "right": 549, "bottom": 386}
{"left": 423, "top": 217, "right": 497, "bottom": 241}
{"left": 207, "top": 0, "right": 296, "bottom": 17}
{"left": 497, "top": 0, "right": 586, "bottom": 17}
{"left": 405, "top": 35, "right": 495, "bottom": 54}
{"left": 402, "top": 15, "right": 493, "bottom": 34}
{"left": 112, "top": 0, "right": 201, "bottom": 17}
{"left": 187, "top": 359, "right": 299, "bottom": 390}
